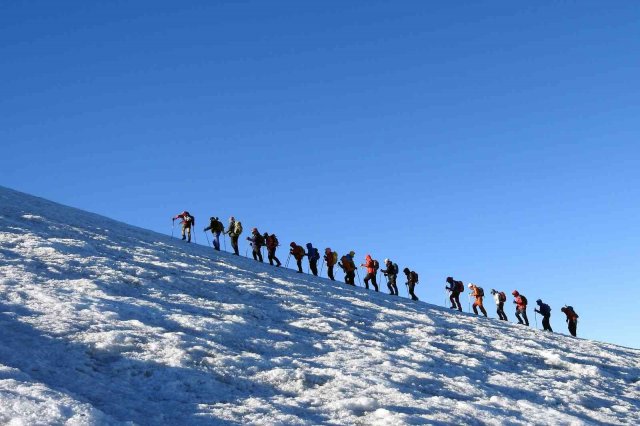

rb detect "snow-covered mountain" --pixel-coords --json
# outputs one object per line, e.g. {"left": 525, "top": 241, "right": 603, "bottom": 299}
{"left": 1, "top": 186, "right": 639, "bottom": 425}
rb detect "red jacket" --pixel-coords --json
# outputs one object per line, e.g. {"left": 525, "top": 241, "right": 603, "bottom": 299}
{"left": 173, "top": 212, "right": 194, "bottom": 227}
{"left": 361, "top": 255, "right": 376, "bottom": 274}
{"left": 515, "top": 295, "right": 527, "bottom": 310}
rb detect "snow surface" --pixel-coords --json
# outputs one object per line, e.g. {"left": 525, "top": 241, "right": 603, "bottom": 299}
{"left": 1, "top": 185, "right": 639, "bottom": 425}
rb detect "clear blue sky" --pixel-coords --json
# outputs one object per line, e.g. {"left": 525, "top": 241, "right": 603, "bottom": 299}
{"left": 2, "top": 1, "right": 639, "bottom": 348}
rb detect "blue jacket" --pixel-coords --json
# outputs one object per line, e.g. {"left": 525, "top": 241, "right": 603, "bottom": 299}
{"left": 306, "top": 243, "right": 320, "bottom": 261}
{"left": 536, "top": 302, "right": 551, "bottom": 316}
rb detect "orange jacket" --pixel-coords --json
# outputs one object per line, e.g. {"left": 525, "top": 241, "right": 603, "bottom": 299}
{"left": 291, "top": 245, "right": 305, "bottom": 260}
{"left": 471, "top": 286, "right": 483, "bottom": 300}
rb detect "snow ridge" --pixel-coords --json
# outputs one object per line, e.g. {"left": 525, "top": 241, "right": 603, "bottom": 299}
{"left": 1, "top": 186, "right": 639, "bottom": 425}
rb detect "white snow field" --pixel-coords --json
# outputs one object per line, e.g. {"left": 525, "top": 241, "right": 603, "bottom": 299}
{"left": 0, "top": 186, "right": 639, "bottom": 426}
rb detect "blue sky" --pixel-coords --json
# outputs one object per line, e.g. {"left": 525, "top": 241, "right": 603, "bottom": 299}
{"left": 2, "top": 1, "right": 639, "bottom": 348}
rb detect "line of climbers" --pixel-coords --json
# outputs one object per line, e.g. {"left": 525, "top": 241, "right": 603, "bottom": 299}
{"left": 446, "top": 277, "right": 579, "bottom": 336}
{"left": 173, "top": 211, "right": 580, "bottom": 337}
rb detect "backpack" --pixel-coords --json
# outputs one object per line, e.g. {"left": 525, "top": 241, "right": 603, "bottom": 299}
{"left": 476, "top": 287, "right": 484, "bottom": 297}
{"left": 393, "top": 263, "right": 399, "bottom": 275}
{"left": 373, "top": 260, "right": 379, "bottom": 270}
{"left": 332, "top": 252, "right": 338, "bottom": 264}
{"left": 520, "top": 295, "right": 528, "bottom": 306}
{"left": 235, "top": 222, "right": 243, "bottom": 235}
{"left": 310, "top": 248, "right": 319, "bottom": 261}
{"left": 540, "top": 303, "right": 551, "bottom": 316}
{"left": 498, "top": 291, "right": 507, "bottom": 302}
{"left": 566, "top": 306, "right": 579, "bottom": 318}
{"left": 456, "top": 281, "right": 464, "bottom": 292}
{"left": 410, "top": 271, "right": 419, "bottom": 283}
{"left": 256, "top": 233, "right": 265, "bottom": 247}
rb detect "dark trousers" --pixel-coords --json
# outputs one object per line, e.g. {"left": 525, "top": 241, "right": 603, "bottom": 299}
{"left": 450, "top": 291, "right": 462, "bottom": 311}
{"left": 309, "top": 259, "right": 318, "bottom": 276}
{"left": 268, "top": 248, "right": 281, "bottom": 266}
{"left": 541, "top": 315, "right": 553, "bottom": 332}
{"left": 231, "top": 235, "right": 239, "bottom": 255}
{"left": 408, "top": 282, "right": 419, "bottom": 301}
{"left": 213, "top": 232, "right": 221, "bottom": 250}
{"left": 296, "top": 258, "right": 303, "bottom": 273}
{"left": 496, "top": 302, "right": 508, "bottom": 321}
{"left": 516, "top": 308, "right": 529, "bottom": 326}
{"left": 364, "top": 272, "right": 378, "bottom": 292}
{"left": 327, "top": 265, "right": 335, "bottom": 280}
{"left": 345, "top": 271, "right": 355, "bottom": 285}
{"left": 568, "top": 319, "right": 577, "bottom": 337}
{"left": 387, "top": 275, "right": 398, "bottom": 295}
{"left": 252, "top": 247, "right": 263, "bottom": 262}
{"left": 473, "top": 301, "right": 487, "bottom": 317}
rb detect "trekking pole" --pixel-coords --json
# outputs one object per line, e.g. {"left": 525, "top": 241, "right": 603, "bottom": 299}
{"left": 534, "top": 311, "right": 539, "bottom": 329}
{"left": 171, "top": 221, "right": 175, "bottom": 238}
{"left": 320, "top": 260, "right": 325, "bottom": 277}
{"left": 468, "top": 294, "right": 472, "bottom": 312}
{"left": 223, "top": 234, "right": 227, "bottom": 252}
{"left": 192, "top": 225, "right": 197, "bottom": 243}
{"left": 356, "top": 268, "right": 362, "bottom": 286}
{"left": 245, "top": 247, "right": 248, "bottom": 258}
{"left": 205, "top": 231, "right": 210, "bottom": 248}
{"left": 285, "top": 253, "right": 291, "bottom": 268}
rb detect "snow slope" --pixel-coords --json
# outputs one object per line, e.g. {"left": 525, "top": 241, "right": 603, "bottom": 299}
{"left": 1, "top": 186, "right": 639, "bottom": 425}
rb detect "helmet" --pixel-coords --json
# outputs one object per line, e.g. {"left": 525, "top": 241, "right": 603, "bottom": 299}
{"left": 384, "top": 258, "right": 390, "bottom": 263}
{"left": 512, "top": 290, "right": 519, "bottom": 296}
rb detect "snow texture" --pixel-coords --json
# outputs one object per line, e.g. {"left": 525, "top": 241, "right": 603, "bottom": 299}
{"left": 1, "top": 185, "right": 639, "bottom": 425}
